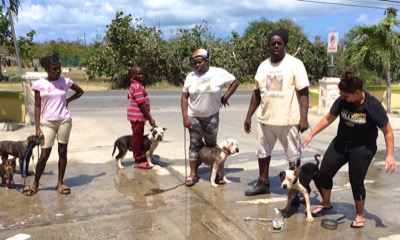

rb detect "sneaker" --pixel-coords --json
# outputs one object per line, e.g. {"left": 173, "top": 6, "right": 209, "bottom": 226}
{"left": 245, "top": 177, "right": 270, "bottom": 196}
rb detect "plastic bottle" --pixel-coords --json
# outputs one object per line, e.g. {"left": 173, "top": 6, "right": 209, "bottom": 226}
{"left": 272, "top": 208, "right": 282, "bottom": 230}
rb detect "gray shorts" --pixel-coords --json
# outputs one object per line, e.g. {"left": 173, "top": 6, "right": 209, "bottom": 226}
{"left": 257, "top": 123, "right": 301, "bottom": 162}
{"left": 40, "top": 118, "right": 72, "bottom": 149}
{"left": 188, "top": 112, "right": 219, "bottom": 160}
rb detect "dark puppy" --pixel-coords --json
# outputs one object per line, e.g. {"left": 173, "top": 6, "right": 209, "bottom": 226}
{"left": 0, "top": 135, "right": 41, "bottom": 177}
{"left": 278, "top": 154, "right": 322, "bottom": 223}
{"left": 0, "top": 158, "right": 16, "bottom": 190}
{"left": 112, "top": 127, "right": 166, "bottom": 169}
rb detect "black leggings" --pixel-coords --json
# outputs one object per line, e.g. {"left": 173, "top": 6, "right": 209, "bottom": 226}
{"left": 319, "top": 137, "right": 377, "bottom": 200}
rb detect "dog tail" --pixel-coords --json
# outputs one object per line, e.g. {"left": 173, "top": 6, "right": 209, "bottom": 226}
{"left": 314, "top": 154, "right": 322, "bottom": 167}
{"left": 112, "top": 143, "right": 117, "bottom": 157}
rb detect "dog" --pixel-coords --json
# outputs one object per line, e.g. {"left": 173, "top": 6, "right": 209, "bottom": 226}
{"left": 0, "top": 158, "right": 16, "bottom": 190}
{"left": 0, "top": 135, "right": 41, "bottom": 177}
{"left": 111, "top": 127, "right": 166, "bottom": 169}
{"left": 278, "top": 154, "right": 322, "bottom": 223}
{"left": 197, "top": 138, "right": 239, "bottom": 188}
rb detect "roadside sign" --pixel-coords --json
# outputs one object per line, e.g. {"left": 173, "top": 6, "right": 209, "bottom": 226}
{"left": 327, "top": 32, "right": 339, "bottom": 53}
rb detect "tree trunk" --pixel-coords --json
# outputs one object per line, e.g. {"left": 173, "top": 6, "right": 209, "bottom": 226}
{"left": 385, "top": 68, "right": 392, "bottom": 113}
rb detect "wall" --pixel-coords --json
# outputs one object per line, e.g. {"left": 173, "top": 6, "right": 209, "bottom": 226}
{"left": 0, "top": 91, "right": 25, "bottom": 122}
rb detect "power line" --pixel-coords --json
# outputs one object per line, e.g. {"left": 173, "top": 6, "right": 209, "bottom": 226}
{"left": 380, "top": 0, "right": 400, "bottom": 3}
{"left": 297, "top": 0, "right": 397, "bottom": 9}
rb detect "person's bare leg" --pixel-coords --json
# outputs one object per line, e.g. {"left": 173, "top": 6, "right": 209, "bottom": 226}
{"left": 56, "top": 143, "right": 70, "bottom": 194}
{"left": 259, "top": 156, "right": 270, "bottom": 181}
{"left": 24, "top": 147, "right": 51, "bottom": 195}
{"left": 312, "top": 187, "right": 332, "bottom": 213}
{"left": 352, "top": 199, "right": 365, "bottom": 226}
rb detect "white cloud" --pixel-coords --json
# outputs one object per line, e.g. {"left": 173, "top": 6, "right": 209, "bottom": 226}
{"left": 8, "top": 0, "right": 389, "bottom": 43}
{"left": 356, "top": 14, "right": 369, "bottom": 23}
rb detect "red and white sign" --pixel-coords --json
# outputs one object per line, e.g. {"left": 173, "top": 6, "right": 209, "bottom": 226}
{"left": 327, "top": 32, "right": 339, "bottom": 53}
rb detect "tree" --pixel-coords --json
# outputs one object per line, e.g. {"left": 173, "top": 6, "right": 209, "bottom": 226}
{"left": 344, "top": 7, "right": 400, "bottom": 113}
{"left": 1, "top": 0, "right": 19, "bottom": 15}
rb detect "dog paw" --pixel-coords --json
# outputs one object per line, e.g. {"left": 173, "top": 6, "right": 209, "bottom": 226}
{"left": 211, "top": 182, "right": 219, "bottom": 188}
{"left": 306, "top": 216, "right": 315, "bottom": 223}
{"left": 222, "top": 177, "right": 231, "bottom": 184}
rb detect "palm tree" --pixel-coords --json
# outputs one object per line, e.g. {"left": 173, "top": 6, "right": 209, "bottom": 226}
{"left": 344, "top": 7, "right": 400, "bottom": 113}
{"left": 1, "top": 0, "right": 20, "bottom": 15}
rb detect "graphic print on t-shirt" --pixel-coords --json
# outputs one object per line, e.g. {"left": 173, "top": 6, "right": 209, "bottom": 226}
{"left": 341, "top": 109, "right": 366, "bottom": 127}
{"left": 264, "top": 74, "right": 283, "bottom": 92}
{"left": 195, "top": 77, "right": 213, "bottom": 94}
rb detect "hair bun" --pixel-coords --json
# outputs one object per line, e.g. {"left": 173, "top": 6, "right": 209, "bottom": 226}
{"left": 343, "top": 70, "right": 355, "bottom": 80}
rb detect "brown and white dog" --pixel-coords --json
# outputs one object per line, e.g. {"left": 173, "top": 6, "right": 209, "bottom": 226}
{"left": 0, "top": 135, "right": 42, "bottom": 177}
{"left": 197, "top": 138, "right": 239, "bottom": 187}
{"left": 0, "top": 158, "right": 16, "bottom": 190}
{"left": 278, "top": 154, "right": 322, "bottom": 223}
{"left": 112, "top": 127, "right": 166, "bottom": 169}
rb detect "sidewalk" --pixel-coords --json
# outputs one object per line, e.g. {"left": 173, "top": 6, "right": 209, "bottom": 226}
{"left": 0, "top": 108, "right": 399, "bottom": 240}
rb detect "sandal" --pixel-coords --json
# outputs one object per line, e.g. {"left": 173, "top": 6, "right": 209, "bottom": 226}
{"left": 350, "top": 219, "right": 365, "bottom": 228}
{"left": 134, "top": 162, "right": 153, "bottom": 169}
{"left": 311, "top": 205, "right": 333, "bottom": 217}
{"left": 23, "top": 185, "right": 38, "bottom": 196}
{"left": 56, "top": 184, "right": 71, "bottom": 195}
{"left": 185, "top": 177, "right": 199, "bottom": 187}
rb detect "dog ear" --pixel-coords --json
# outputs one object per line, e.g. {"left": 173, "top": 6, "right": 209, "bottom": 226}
{"left": 279, "top": 171, "right": 286, "bottom": 182}
{"left": 162, "top": 127, "right": 167, "bottom": 131}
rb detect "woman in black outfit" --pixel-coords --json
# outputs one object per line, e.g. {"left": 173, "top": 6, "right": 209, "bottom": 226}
{"left": 301, "top": 70, "right": 396, "bottom": 228}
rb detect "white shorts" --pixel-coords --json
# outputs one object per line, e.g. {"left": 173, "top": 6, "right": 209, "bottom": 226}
{"left": 257, "top": 123, "right": 301, "bottom": 162}
{"left": 40, "top": 118, "right": 72, "bottom": 149}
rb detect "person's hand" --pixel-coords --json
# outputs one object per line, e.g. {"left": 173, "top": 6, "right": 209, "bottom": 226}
{"left": 244, "top": 118, "right": 251, "bottom": 133}
{"left": 384, "top": 155, "right": 396, "bottom": 174}
{"left": 149, "top": 118, "right": 156, "bottom": 127}
{"left": 183, "top": 118, "right": 192, "bottom": 129}
{"left": 221, "top": 96, "right": 229, "bottom": 107}
{"left": 298, "top": 119, "right": 309, "bottom": 133}
{"left": 301, "top": 135, "right": 312, "bottom": 148}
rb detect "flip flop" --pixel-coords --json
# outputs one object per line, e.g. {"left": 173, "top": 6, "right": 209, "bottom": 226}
{"left": 134, "top": 162, "right": 152, "bottom": 169}
{"left": 56, "top": 184, "right": 71, "bottom": 195}
{"left": 185, "top": 177, "right": 199, "bottom": 187}
{"left": 350, "top": 219, "right": 365, "bottom": 228}
{"left": 311, "top": 205, "right": 333, "bottom": 217}
{"left": 23, "top": 185, "right": 38, "bottom": 197}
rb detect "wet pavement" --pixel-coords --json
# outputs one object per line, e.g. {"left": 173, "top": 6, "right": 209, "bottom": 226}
{"left": 1, "top": 106, "right": 400, "bottom": 240}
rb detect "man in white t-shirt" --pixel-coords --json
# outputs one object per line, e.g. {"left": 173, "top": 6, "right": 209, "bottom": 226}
{"left": 243, "top": 28, "right": 310, "bottom": 196}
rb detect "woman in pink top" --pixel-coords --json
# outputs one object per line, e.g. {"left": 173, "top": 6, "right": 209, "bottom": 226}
{"left": 23, "top": 55, "right": 84, "bottom": 196}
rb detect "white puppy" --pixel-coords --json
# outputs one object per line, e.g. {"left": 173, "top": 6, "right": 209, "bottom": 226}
{"left": 198, "top": 138, "right": 239, "bottom": 187}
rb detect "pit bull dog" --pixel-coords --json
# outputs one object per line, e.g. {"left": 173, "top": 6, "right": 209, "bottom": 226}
{"left": 278, "top": 154, "right": 322, "bottom": 223}
{"left": 0, "top": 158, "right": 16, "bottom": 190}
{"left": 0, "top": 135, "right": 41, "bottom": 177}
{"left": 112, "top": 127, "right": 166, "bottom": 169}
{"left": 197, "top": 138, "right": 239, "bottom": 188}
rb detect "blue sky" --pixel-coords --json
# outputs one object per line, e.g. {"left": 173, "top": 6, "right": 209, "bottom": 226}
{"left": 9, "top": 0, "right": 398, "bottom": 44}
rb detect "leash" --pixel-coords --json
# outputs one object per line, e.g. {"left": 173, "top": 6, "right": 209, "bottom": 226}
{"left": 14, "top": 137, "right": 41, "bottom": 193}
{"left": 144, "top": 128, "right": 188, "bottom": 197}
{"left": 243, "top": 209, "right": 285, "bottom": 233}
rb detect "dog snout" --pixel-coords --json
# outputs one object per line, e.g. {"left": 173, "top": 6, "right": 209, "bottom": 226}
{"left": 156, "top": 135, "right": 163, "bottom": 141}
{"left": 282, "top": 184, "right": 288, "bottom": 189}
{"left": 235, "top": 147, "right": 239, "bottom": 153}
